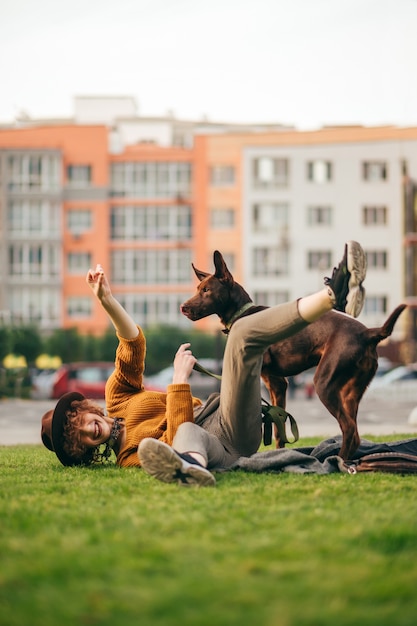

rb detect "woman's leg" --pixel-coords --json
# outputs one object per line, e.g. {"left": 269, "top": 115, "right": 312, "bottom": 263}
{"left": 138, "top": 429, "right": 217, "bottom": 487}
{"left": 219, "top": 299, "right": 310, "bottom": 456}
{"left": 173, "top": 422, "right": 232, "bottom": 469}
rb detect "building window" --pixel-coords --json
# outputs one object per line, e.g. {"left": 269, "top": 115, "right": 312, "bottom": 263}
{"left": 8, "top": 199, "right": 60, "bottom": 236}
{"left": 67, "top": 252, "right": 92, "bottom": 274}
{"left": 8, "top": 153, "right": 60, "bottom": 192}
{"left": 210, "top": 208, "right": 235, "bottom": 229}
{"left": 110, "top": 205, "right": 191, "bottom": 240}
{"left": 111, "top": 248, "right": 192, "bottom": 284}
{"left": 9, "top": 287, "right": 60, "bottom": 326}
{"left": 253, "top": 291, "right": 289, "bottom": 306}
{"left": 252, "top": 157, "right": 289, "bottom": 188}
{"left": 364, "top": 296, "right": 387, "bottom": 315}
{"left": 67, "top": 297, "right": 92, "bottom": 318}
{"left": 253, "top": 247, "right": 289, "bottom": 276}
{"left": 307, "top": 250, "right": 332, "bottom": 270}
{"left": 67, "top": 209, "right": 92, "bottom": 235}
{"left": 111, "top": 162, "right": 191, "bottom": 198}
{"left": 307, "top": 160, "right": 332, "bottom": 183}
{"left": 362, "top": 205, "right": 388, "bottom": 225}
{"left": 252, "top": 203, "right": 288, "bottom": 231}
{"left": 67, "top": 165, "right": 92, "bottom": 188}
{"left": 366, "top": 250, "right": 388, "bottom": 269}
{"left": 118, "top": 292, "right": 191, "bottom": 327}
{"left": 209, "top": 165, "right": 235, "bottom": 187}
{"left": 9, "top": 243, "right": 60, "bottom": 277}
{"left": 362, "top": 161, "right": 387, "bottom": 181}
{"left": 307, "top": 205, "right": 332, "bottom": 226}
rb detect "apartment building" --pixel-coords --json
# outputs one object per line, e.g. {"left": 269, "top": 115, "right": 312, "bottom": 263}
{"left": 195, "top": 126, "right": 417, "bottom": 343}
{"left": 0, "top": 124, "right": 198, "bottom": 334}
{"left": 1, "top": 98, "right": 417, "bottom": 354}
{"left": 0, "top": 125, "right": 110, "bottom": 333}
{"left": 0, "top": 97, "right": 290, "bottom": 335}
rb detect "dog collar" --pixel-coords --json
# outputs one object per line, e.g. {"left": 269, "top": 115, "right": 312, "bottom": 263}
{"left": 225, "top": 302, "right": 255, "bottom": 331}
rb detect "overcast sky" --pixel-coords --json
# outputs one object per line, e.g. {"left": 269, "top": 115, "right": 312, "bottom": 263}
{"left": 1, "top": 0, "right": 416, "bottom": 129}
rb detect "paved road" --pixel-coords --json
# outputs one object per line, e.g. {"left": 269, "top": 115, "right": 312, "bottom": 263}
{"left": 1, "top": 392, "right": 417, "bottom": 446}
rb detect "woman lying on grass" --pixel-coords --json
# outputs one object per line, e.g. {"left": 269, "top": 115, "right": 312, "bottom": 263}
{"left": 42, "top": 243, "right": 367, "bottom": 486}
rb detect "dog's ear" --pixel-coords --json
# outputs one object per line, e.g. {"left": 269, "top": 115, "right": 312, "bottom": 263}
{"left": 213, "top": 250, "right": 234, "bottom": 285}
{"left": 192, "top": 263, "right": 210, "bottom": 282}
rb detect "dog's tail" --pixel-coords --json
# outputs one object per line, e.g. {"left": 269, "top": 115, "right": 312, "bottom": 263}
{"left": 366, "top": 304, "right": 407, "bottom": 345}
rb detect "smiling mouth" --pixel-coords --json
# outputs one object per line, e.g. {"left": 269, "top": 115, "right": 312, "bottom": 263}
{"left": 94, "top": 422, "right": 101, "bottom": 440}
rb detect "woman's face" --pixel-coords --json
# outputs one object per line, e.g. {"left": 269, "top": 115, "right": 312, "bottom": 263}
{"left": 77, "top": 412, "right": 112, "bottom": 449}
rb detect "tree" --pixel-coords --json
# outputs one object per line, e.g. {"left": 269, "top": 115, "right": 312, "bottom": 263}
{"left": 98, "top": 330, "right": 118, "bottom": 362}
{"left": 11, "top": 325, "right": 43, "bottom": 365}
{"left": 45, "top": 328, "right": 84, "bottom": 363}
{"left": 143, "top": 325, "right": 223, "bottom": 375}
{"left": 81, "top": 334, "right": 101, "bottom": 361}
{"left": 0, "top": 327, "right": 12, "bottom": 362}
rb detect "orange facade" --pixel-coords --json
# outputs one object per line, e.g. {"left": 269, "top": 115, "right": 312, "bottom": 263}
{"left": 0, "top": 125, "right": 202, "bottom": 334}
{"left": 0, "top": 125, "right": 111, "bottom": 332}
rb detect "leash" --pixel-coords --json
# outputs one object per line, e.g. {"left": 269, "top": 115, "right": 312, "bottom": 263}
{"left": 193, "top": 361, "right": 299, "bottom": 446}
{"left": 261, "top": 400, "right": 299, "bottom": 446}
{"left": 193, "top": 361, "right": 222, "bottom": 381}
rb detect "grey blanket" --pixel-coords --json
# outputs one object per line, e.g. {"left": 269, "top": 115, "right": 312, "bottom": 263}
{"left": 232, "top": 449, "right": 346, "bottom": 474}
{"left": 230, "top": 436, "right": 417, "bottom": 475}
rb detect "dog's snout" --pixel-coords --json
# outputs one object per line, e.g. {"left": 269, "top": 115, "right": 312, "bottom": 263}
{"left": 180, "top": 301, "right": 194, "bottom": 319}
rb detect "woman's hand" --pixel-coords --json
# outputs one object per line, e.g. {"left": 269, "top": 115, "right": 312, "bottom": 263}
{"left": 86, "top": 264, "right": 138, "bottom": 339}
{"left": 172, "top": 343, "right": 196, "bottom": 385}
{"left": 86, "top": 264, "right": 112, "bottom": 302}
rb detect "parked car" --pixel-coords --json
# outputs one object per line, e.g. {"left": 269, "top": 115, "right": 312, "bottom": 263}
{"left": 50, "top": 362, "right": 116, "bottom": 399}
{"left": 31, "top": 369, "right": 58, "bottom": 400}
{"left": 144, "top": 358, "right": 222, "bottom": 400}
{"left": 366, "top": 363, "right": 417, "bottom": 401}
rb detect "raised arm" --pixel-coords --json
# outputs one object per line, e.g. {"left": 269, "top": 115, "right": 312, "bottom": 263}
{"left": 86, "top": 264, "right": 139, "bottom": 340}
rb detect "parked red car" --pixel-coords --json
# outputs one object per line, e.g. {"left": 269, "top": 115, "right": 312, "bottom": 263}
{"left": 50, "top": 362, "right": 115, "bottom": 399}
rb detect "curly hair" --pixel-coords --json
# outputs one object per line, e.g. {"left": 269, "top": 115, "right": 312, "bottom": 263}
{"left": 63, "top": 399, "right": 105, "bottom": 462}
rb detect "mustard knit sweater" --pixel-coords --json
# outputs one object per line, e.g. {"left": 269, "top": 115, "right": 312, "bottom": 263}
{"left": 105, "top": 328, "right": 202, "bottom": 467}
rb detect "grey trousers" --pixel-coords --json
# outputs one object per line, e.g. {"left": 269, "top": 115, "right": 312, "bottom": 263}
{"left": 173, "top": 300, "right": 308, "bottom": 470}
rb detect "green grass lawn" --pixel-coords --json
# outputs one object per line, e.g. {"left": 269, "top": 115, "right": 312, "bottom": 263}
{"left": 1, "top": 435, "right": 417, "bottom": 626}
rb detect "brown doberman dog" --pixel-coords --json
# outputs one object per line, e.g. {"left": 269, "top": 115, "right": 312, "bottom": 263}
{"left": 181, "top": 250, "right": 406, "bottom": 460}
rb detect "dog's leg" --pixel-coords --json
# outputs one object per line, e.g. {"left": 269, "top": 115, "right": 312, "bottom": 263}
{"left": 314, "top": 389, "right": 358, "bottom": 459}
{"left": 338, "top": 419, "right": 360, "bottom": 460}
{"left": 335, "top": 411, "right": 360, "bottom": 460}
{"left": 314, "top": 371, "right": 365, "bottom": 460}
{"left": 314, "top": 349, "right": 378, "bottom": 459}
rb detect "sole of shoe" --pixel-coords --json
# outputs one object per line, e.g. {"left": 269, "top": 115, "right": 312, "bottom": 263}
{"left": 138, "top": 438, "right": 216, "bottom": 487}
{"left": 345, "top": 285, "right": 366, "bottom": 318}
{"left": 345, "top": 241, "right": 367, "bottom": 317}
{"left": 346, "top": 240, "right": 367, "bottom": 287}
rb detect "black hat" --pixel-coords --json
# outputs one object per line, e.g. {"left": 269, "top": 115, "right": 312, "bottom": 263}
{"left": 41, "top": 392, "right": 94, "bottom": 466}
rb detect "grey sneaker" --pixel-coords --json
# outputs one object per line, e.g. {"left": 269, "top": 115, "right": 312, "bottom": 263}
{"left": 324, "top": 241, "right": 367, "bottom": 317}
{"left": 138, "top": 438, "right": 216, "bottom": 487}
